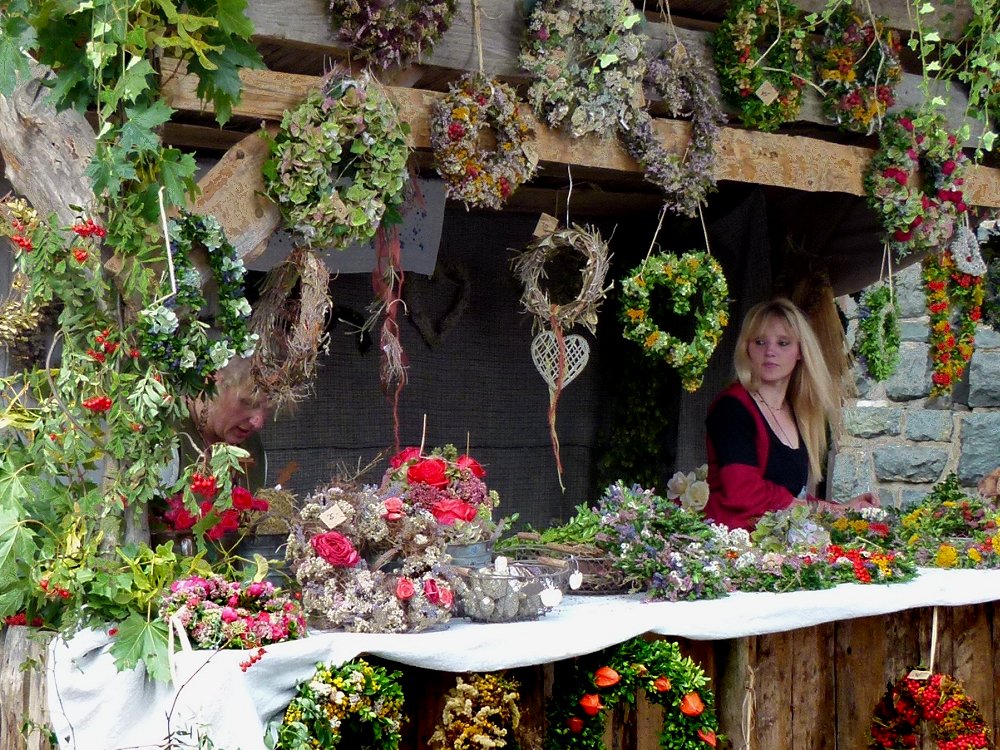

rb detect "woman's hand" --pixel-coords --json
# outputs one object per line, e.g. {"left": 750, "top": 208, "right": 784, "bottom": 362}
{"left": 841, "top": 491, "right": 880, "bottom": 511}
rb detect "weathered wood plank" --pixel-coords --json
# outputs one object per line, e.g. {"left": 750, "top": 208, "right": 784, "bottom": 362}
{"left": 835, "top": 615, "right": 888, "bottom": 750}
{"left": 0, "top": 626, "right": 53, "bottom": 750}
{"left": 950, "top": 605, "right": 995, "bottom": 743}
{"left": 791, "top": 623, "right": 836, "bottom": 750}
{"left": 716, "top": 638, "right": 752, "bottom": 749}
{"left": 753, "top": 630, "right": 795, "bottom": 748}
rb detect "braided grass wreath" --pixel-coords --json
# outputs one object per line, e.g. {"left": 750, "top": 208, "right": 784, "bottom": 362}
{"left": 855, "top": 283, "right": 901, "bottom": 382}
{"left": 548, "top": 637, "right": 721, "bottom": 750}
{"left": 519, "top": 0, "right": 646, "bottom": 139}
{"left": 864, "top": 110, "right": 968, "bottom": 258}
{"left": 274, "top": 658, "right": 405, "bottom": 750}
{"left": 430, "top": 73, "right": 538, "bottom": 210}
{"left": 327, "top": 0, "right": 456, "bottom": 70}
{"left": 869, "top": 671, "right": 993, "bottom": 749}
{"left": 712, "top": 0, "right": 812, "bottom": 132}
{"left": 620, "top": 251, "right": 729, "bottom": 392}
{"left": 262, "top": 70, "right": 410, "bottom": 250}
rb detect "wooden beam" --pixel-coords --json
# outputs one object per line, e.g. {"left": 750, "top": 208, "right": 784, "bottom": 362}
{"left": 161, "top": 61, "right": 1000, "bottom": 208}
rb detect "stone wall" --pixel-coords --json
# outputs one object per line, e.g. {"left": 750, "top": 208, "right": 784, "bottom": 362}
{"left": 833, "top": 263, "right": 1000, "bottom": 507}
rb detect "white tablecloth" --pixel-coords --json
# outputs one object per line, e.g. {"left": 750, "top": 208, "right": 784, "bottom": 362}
{"left": 46, "top": 568, "right": 1000, "bottom": 750}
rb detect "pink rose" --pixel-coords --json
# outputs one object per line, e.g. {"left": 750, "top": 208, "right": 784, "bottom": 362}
{"left": 407, "top": 458, "right": 449, "bottom": 488}
{"left": 438, "top": 585, "right": 454, "bottom": 608}
{"left": 457, "top": 454, "right": 486, "bottom": 478}
{"left": 382, "top": 496, "right": 405, "bottom": 521}
{"left": 390, "top": 446, "right": 421, "bottom": 469}
{"left": 221, "top": 607, "right": 238, "bottom": 623}
{"left": 423, "top": 578, "right": 441, "bottom": 604}
{"left": 310, "top": 531, "right": 361, "bottom": 567}
{"left": 942, "top": 159, "right": 957, "bottom": 175}
{"left": 431, "top": 497, "right": 477, "bottom": 525}
{"left": 231, "top": 486, "right": 253, "bottom": 510}
{"left": 247, "top": 582, "right": 266, "bottom": 598}
{"left": 396, "top": 577, "right": 415, "bottom": 600}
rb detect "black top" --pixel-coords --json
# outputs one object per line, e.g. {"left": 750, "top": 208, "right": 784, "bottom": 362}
{"left": 706, "top": 396, "right": 809, "bottom": 498}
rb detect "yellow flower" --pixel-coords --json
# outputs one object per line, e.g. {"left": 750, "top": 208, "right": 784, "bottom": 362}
{"left": 451, "top": 106, "right": 470, "bottom": 121}
{"left": 850, "top": 519, "right": 869, "bottom": 534}
{"left": 626, "top": 308, "right": 646, "bottom": 321}
{"left": 644, "top": 331, "right": 660, "bottom": 349}
{"left": 968, "top": 548, "right": 982, "bottom": 563}
{"left": 992, "top": 535, "right": 1000, "bottom": 554}
{"left": 935, "top": 545, "right": 958, "bottom": 568}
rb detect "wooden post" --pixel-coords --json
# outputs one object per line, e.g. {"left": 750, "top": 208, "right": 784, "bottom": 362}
{"left": 0, "top": 626, "right": 53, "bottom": 750}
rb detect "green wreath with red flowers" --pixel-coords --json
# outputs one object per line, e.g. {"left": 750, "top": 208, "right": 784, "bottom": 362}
{"left": 546, "top": 637, "right": 721, "bottom": 750}
{"left": 864, "top": 110, "right": 968, "bottom": 259}
{"left": 923, "top": 251, "right": 984, "bottom": 397}
{"left": 868, "top": 670, "right": 993, "bottom": 749}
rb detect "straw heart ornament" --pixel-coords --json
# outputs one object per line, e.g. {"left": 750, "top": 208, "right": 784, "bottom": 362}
{"left": 531, "top": 331, "right": 590, "bottom": 390}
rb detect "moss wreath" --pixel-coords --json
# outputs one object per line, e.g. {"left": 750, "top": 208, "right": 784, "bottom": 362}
{"left": 855, "top": 283, "right": 901, "bottom": 382}
{"left": 547, "top": 637, "right": 721, "bottom": 750}
{"left": 868, "top": 671, "right": 993, "bottom": 749}
{"left": 864, "top": 110, "right": 968, "bottom": 259}
{"left": 327, "top": 0, "right": 456, "bottom": 70}
{"left": 620, "top": 251, "right": 729, "bottom": 392}
{"left": 712, "top": 0, "right": 812, "bottom": 132}
{"left": 430, "top": 72, "right": 538, "bottom": 210}
{"left": 262, "top": 70, "right": 411, "bottom": 250}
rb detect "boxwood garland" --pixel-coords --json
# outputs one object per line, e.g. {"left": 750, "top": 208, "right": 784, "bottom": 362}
{"left": 262, "top": 71, "right": 411, "bottom": 250}
{"left": 547, "top": 637, "right": 721, "bottom": 750}
{"left": 327, "top": 0, "right": 456, "bottom": 70}
{"left": 854, "top": 283, "right": 901, "bottom": 382}
{"left": 430, "top": 72, "right": 538, "bottom": 210}
{"left": 712, "top": 0, "right": 812, "bottom": 132}
{"left": 620, "top": 251, "right": 729, "bottom": 392}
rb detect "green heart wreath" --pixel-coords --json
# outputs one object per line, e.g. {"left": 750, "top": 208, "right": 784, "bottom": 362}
{"left": 327, "top": 0, "right": 456, "bottom": 70}
{"left": 712, "top": 0, "right": 812, "bottom": 132}
{"left": 429, "top": 673, "right": 522, "bottom": 749}
{"left": 262, "top": 70, "right": 411, "bottom": 250}
{"left": 430, "top": 72, "right": 538, "bottom": 210}
{"left": 273, "top": 658, "right": 405, "bottom": 750}
{"left": 620, "top": 251, "right": 729, "bottom": 392}
{"left": 855, "top": 283, "right": 901, "bottom": 382}
{"left": 547, "top": 637, "right": 721, "bottom": 750}
{"left": 868, "top": 670, "right": 993, "bottom": 749}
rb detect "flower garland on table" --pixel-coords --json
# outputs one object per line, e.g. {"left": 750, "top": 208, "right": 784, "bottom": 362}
{"left": 923, "top": 251, "right": 983, "bottom": 397}
{"left": 519, "top": 0, "right": 646, "bottom": 139}
{"left": 275, "top": 659, "right": 405, "bottom": 750}
{"left": 619, "top": 43, "right": 725, "bottom": 218}
{"left": 547, "top": 637, "right": 721, "bottom": 750}
{"left": 712, "top": 0, "right": 812, "bottom": 132}
{"left": 430, "top": 673, "right": 522, "bottom": 750}
{"left": 327, "top": 0, "right": 455, "bottom": 70}
{"left": 430, "top": 73, "right": 538, "bottom": 210}
{"left": 814, "top": 5, "right": 902, "bottom": 134}
{"left": 262, "top": 70, "right": 410, "bottom": 249}
{"left": 137, "top": 211, "right": 257, "bottom": 396}
{"left": 855, "top": 282, "right": 901, "bottom": 382}
{"left": 869, "top": 671, "right": 993, "bottom": 750}
{"left": 864, "top": 111, "right": 968, "bottom": 258}
{"left": 619, "top": 251, "right": 729, "bottom": 392}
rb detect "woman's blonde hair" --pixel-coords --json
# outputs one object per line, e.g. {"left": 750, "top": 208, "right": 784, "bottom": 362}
{"left": 733, "top": 298, "right": 839, "bottom": 482}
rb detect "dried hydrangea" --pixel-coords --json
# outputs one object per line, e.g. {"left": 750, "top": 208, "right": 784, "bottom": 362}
{"left": 328, "top": 0, "right": 456, "bottom": 70}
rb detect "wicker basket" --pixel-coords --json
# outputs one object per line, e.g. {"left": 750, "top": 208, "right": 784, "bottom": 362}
{"left": 504, "top": 542, "right": 629, "bottom": 595}
{"left": 447, "top": 556, "right": 573, "bottom": 623}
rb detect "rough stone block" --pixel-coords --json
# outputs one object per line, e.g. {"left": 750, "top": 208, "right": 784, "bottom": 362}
{"left": 843, "top": 407, "right": 902, "bottom": 438}
{"left": 830, "top": 450, "right": 876, "bottom": 500}
{"left": 873, "top": 446, "right": 949, "bottom": 482}
{"left": 975, "top": 326, "right": 1000, "bottom": 349}
{"left": 958, "top": 412, "right": 1000, "bottom": 484}
{"left": 895, "top": 266, "right": 926, "bottom": 319}
{"left": 900, "top": 320, "right": 929, "bottom": 342}
{"left": 968, "top": 350, "right": 1000, "bottom": 407}
{"left": 885, "top": 343, "right": 930, "bottom": 401}
{"left": 904, "top": 411, "right": 953, "bottom": 442}
{"left": 900, "top": 487, "right": 931, "bottom": 508}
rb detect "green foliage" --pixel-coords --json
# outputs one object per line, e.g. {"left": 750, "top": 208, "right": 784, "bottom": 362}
{"left": 855, "top": 283, "right": 901, "bottom": 382}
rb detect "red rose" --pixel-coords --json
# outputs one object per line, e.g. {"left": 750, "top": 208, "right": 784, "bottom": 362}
{"left": 390, "top": 446, "right": 421, "bottom": 469}
{"left": 942, "top": 159, "right": 957, "bottom": 175}
{"left": 310, "top": 531, "right": 361, "bottom": 567}
{"left": 231, "top": 486, "right": 254, "bottom": 510}
{"left": 438, "top": 584, "right": 454, "bottom": 608}
{"left": 897, "top": 116, "right": 914, "bottom": 131}
{"left": 423, "top": 577, "right": 441, "bottom": 604}
{"left": 382, "top": 496, "right": 406, "bottom": 521}
{"left": 407, "top": 458, "right": 449, "bottom": 488}
{"left": 396, "top": 577, "right": 415, "bottom": 600}
{"left": 457, "top": 454, "right": 486, "bottom": 478}
{"left": 432, "top": 497, "right": 478, "bottom": 525}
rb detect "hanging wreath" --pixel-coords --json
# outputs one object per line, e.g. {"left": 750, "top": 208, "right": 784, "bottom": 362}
{"left": 864, "top": 110, "right": 968, "bottom": 258}
{"left": 923, "top": 251, "right": 984, "bottom": 397}
{"left": 814, "top": 5, "right": 902, "bottom": 134}
{"left": 275, "top": 658, "right": 405, "bottom": 750}
{"left": 327, "top": 0, "right": 456, "bottom": 70}
{"left": 429, "top": 673, "right": 522, "bottom": 750}
{"left": 712, "top": 0, "right": 812, "bottom": 132}
{"left": 548, "top": 637, "right": 721, "bottom": 750}
{"left": 137, "top": 211, "right": 258, "bottom": 396}
{"left": 869, "top": 671, "right": 993, "bottom": 749}
{"left": 620, "top": 251, "right": 730, "bottom": 392}
{"left": 619, "top": 43, "right": 726, "bottom": 218}
{"left": 951, "top": 224, "right": 988, "bottom": 276}
{"left": 430, "top": 73, "right": 538, "bottom": 210}
{"left": 855, "top": 283, "right": 901, "bottom": 382}
{"left": 262, "top": 70, "right": 411, "bottom": 250}
{"left": 978, "top": 219, "right": 1000, "bottom": 329}
{"left": 519, "top": 0, "right": 647, "bottom": 139}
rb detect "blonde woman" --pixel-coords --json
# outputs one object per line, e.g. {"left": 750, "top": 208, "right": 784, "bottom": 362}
{"left": 704, "top": 298, "right": 877, "bottom": 530}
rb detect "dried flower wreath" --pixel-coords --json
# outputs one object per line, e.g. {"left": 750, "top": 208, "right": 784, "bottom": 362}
{"left": 429, "top": 673, "right": 522, "bottom": 750}
{"left": 327, "top": 0, "right": 456, "bottom": 70}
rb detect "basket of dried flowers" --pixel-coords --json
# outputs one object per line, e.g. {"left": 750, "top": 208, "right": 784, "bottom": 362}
{"left": 447, "top": 554, "right": 575, "bottom": 623}
{"left": 504, "top": 541, "right": 629, "bottom": 595}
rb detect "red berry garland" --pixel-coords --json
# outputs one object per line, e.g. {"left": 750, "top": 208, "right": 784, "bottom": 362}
{"left": 923, "top": 251, "right": 984, "bottom": 397}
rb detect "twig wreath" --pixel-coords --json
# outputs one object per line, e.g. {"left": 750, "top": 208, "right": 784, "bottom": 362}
{"left": 519, "top": 0, "right": 647, "bottom": 139}
{"left": 864, "top": 110, "right": 968, "bottom": 258}
{"left": 429, "top": 673, "right": 522, "bottom": 750}
{"left": 262, "top": 70, "right": 411, "bottom": 250}
{"left": 619, "top": 43, "right": 725, "bottom": 218}
{"left": 137, "top": 211, "right": 257, "bottom": 396}
{"left": 620, "top": 251, "right": 730, "bottom": 392}
{"left": 868, "top": 671, "right": 993, "bottom": 749}
{"left": 327, "top": 0, "right": 456, "bottom": 70}
{"left": 814, "top": 5, "right": 902, "bottom": 134}
{"left": 855, "top": 283, "right": 901, "bottom": 382}
{"left": 547, "top": 637, "right": 721, "bottom": 750}
{"left": 430, "top": 72, "right": 538, "bottom": 210}
{"left": 923, "top": 250, "right": 984, "bottom": 397}
{"left": 712, "top": 0, "right": 812, "bottom": 132}
{"left": 274, "top": 658, "right": 406, "bottom": 750}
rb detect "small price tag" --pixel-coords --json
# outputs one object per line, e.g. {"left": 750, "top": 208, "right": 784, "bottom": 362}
{"left": 533, "top": 213, "right": 559, "bottom": 238}
{"left": 755, "top": 80, "right": 779, "bottom": 105}
{"left": 907, "top": 669, "right": 932, "bottom": 681}
{"left": 319, "top": 504, "right": 347, "bottom": 529}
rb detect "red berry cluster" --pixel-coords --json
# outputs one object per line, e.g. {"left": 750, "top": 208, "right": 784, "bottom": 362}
{"left": 71, "top": 218, "right": 107, "bottom": 238}
{"left": 4, "top": 612, "right": 43, "bottom": 626}
{"left": 72, "top": 247, "right": 88, "bottom": 263}
{"left": 39, "top": 578, "right": 71, "bottom": 599}
{"left": 10, "top": 233, "right": 33, "bottom": 252}
{"left": 190, "top": 473, "right": 218, "bottom": 499}
{"left": 82, "top": 395, "right": 113, "bottom": 413}
{"left": 240, "top": 647, "right": 267, "bottom": 672}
